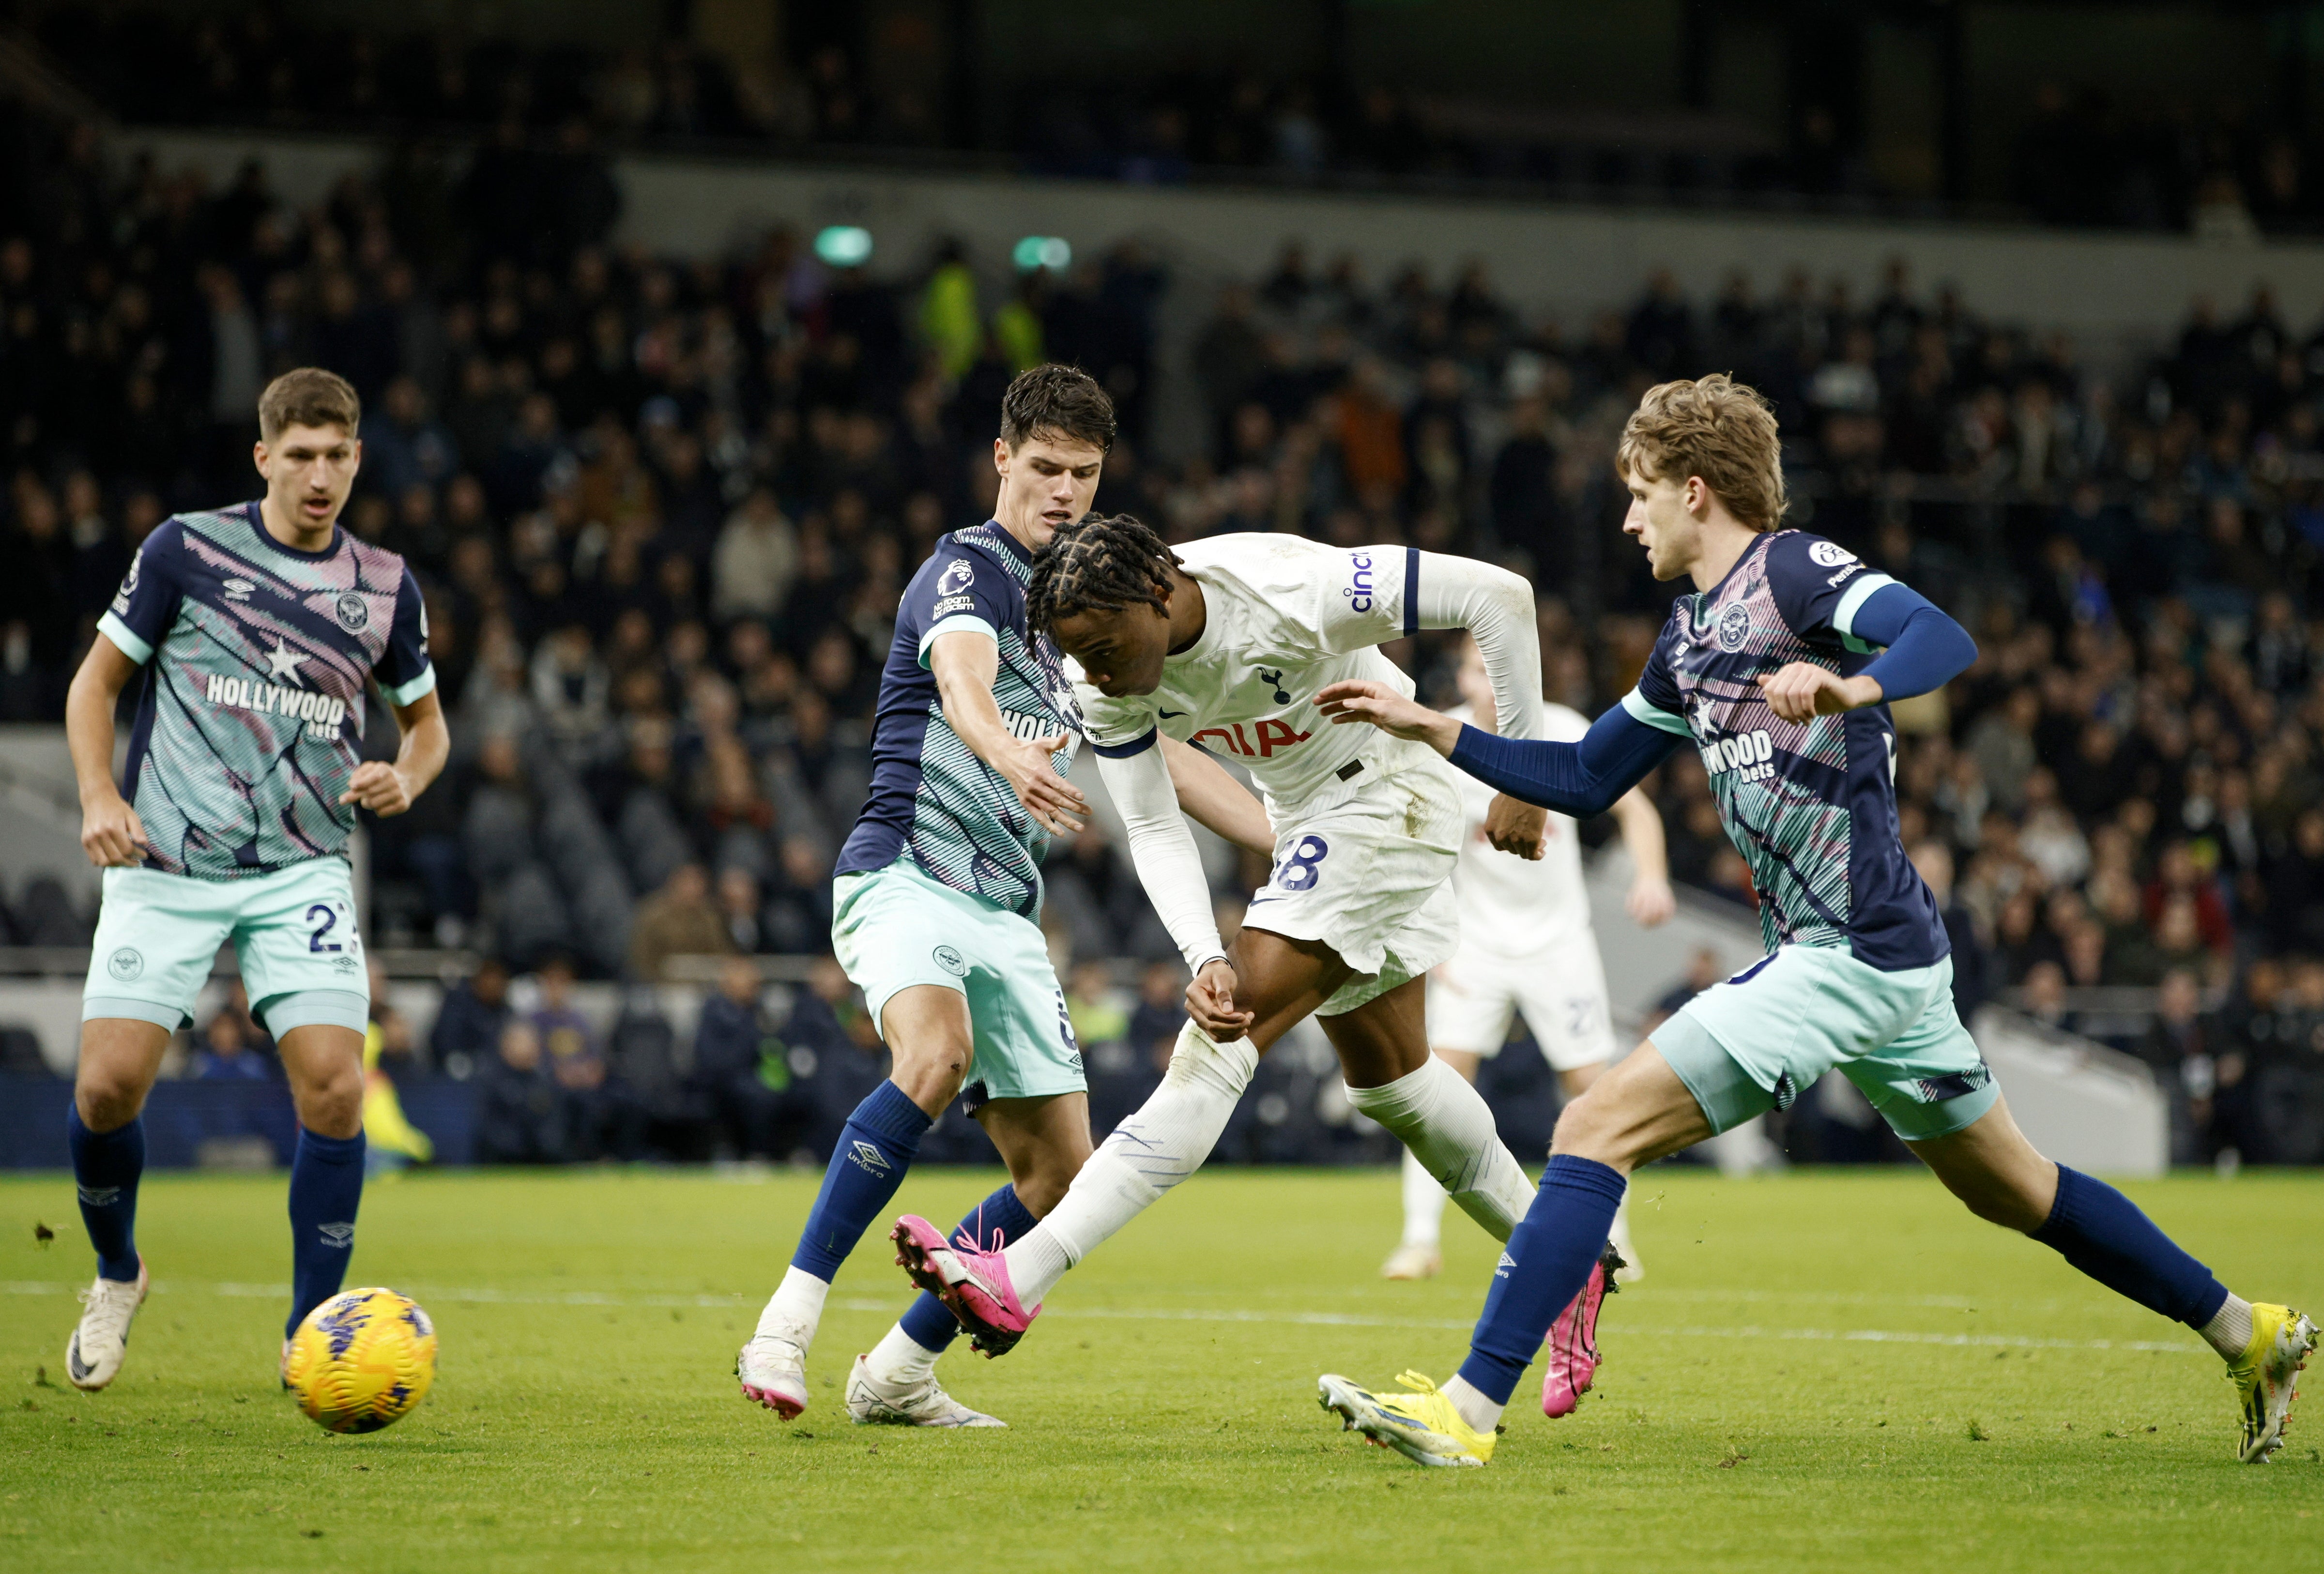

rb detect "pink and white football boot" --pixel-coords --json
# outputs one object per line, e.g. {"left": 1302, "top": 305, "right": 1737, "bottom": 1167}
{"left": 737, "top": 1335, "right": 810, "bottom": 1419}
{"left": 1541, "top": 1241, "right": 1625, "bottom": 1419}
{"left": 891, "top": 1215, "right": 1039, "bottom": 1357}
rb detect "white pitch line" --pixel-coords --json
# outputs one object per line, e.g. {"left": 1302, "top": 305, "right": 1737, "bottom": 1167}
{"left": 0, "top": 1279, "right": 2202, "bottom": 1356}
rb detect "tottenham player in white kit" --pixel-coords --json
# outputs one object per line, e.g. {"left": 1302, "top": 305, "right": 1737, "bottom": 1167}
{"left": 1383, "top": 636, "right": 1674, "bottom": 1284}
{"left": 890, "top": 516, "right": 1593, "bottom": 1358}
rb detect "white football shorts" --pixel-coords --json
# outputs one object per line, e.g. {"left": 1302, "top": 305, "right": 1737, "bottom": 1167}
{"left": 1425, "top": 927, "right": 1618, "bottom": 1071}
{"left": 1239, "top": 753, "right": 1463, "bottom": 1018}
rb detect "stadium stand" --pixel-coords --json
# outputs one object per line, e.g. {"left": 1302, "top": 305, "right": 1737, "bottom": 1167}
{"left": 3, "top": 62, "right": 2324, "bottom": 1170}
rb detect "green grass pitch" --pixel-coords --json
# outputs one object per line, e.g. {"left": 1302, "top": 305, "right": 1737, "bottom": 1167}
{"left": 2, "top": 1166, "right": 2318, "bottom": 1572}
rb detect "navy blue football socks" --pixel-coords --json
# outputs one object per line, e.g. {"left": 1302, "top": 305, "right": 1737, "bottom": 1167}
{"left": 790, "top": 1080, "right": 934, "bottom": 1280}
{"left": 900, "top": 1183, "right": 1039, "bottom": 1354}
{"left": 286, "top": 1128, "right": 367, "bottom": 1336}
{"left": 2033, "top": 1163, "right": 2229, "bottom": 1328}
{"left": 68, "top": 1106, "right": 145, "bottom": 1284}
{"left": 1457, "top": 1154, "right": 1628, "bottom": 1405}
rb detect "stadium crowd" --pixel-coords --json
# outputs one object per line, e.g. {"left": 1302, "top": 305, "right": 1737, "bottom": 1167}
{"left": 4, "top": 97, "right": 2324, "bottom": 1166}
{"left": 21, "top": 0, "right": 2324, "bottom": 235}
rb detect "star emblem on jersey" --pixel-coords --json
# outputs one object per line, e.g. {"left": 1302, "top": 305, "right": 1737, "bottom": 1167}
{"left": 264, "top": 639, "right": 307, "bottom": 685}
{"left": 1716, "top": 604, "right": 1753, "bottom": 652}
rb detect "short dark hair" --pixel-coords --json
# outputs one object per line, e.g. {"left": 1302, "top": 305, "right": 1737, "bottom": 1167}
{"left": 259, "top": 367, "right": 361, "bottom": 442}
{"left": 998, "top": 363, "right": 1116, "bottom": 454}
{"left": 1026, "top": 513, "right": 1179, "bottom": 633}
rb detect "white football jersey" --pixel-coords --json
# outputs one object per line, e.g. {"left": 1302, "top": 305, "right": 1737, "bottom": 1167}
{"left": 1074, "top": 535, "right": 1441, "bottom": 813}
{"left": 1444, "top": 701, "right": 1596, "bottom": 955}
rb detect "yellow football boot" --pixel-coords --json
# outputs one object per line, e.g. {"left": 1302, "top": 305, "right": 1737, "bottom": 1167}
{"left": 2228, "top": 1303, "right": 2316, "bottom": 1463}
{"left": 1318, "top": 1370, "right": 1496, "bottom": 1468}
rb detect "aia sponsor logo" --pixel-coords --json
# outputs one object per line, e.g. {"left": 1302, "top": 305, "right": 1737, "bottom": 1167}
{"left": 1190, "top": 717, "right": 1312, "bottom": 759}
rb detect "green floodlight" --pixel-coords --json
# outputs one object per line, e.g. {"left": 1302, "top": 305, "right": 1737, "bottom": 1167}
{"left": 813, "top": 226, "right": 873, "bottom": 267}
{"left": 1012, "top": 235, "right": 1071, "bottom": 272}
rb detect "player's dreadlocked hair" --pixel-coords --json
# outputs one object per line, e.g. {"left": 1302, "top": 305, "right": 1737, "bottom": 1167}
{"left": 1026, "top": 513, "right": 1182, "bottom": 634}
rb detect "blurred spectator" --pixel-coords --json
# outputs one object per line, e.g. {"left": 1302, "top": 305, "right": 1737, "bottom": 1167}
{"left": 628, "top": 863, "right": 732, "bottom": 980}
{"left": 193, "top": 1010, "right": 271, "bottom": 1081}
{"left": 475, "top": 1021, "right": 563, "bottom": 1164}
{"left": 430, "top": 957, "right": 513, "bottom": 1078}
{"left": 691, "top": 956, "right": 815, "bottom": 1160}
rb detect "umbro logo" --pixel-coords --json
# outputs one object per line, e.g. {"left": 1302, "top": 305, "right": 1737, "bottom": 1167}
{"left": 319, "top": 1222, "right": 355, "bottom": 1248}
{"left": 77, "top": 1186, "right": 121, "bottom": 1207}
{"left": 222, "top": 578, "right": 254, "bottom": 601}
{"left": 1497, "top": 1251, "right": 1516, "bottom": 1269}
{"left": 847, "top": 1141, "right": 892, "bottom": 1176}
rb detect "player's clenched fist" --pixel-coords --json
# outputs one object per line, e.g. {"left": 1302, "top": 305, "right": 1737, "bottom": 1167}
{"left": 1185, "top": 957, "right": 1254, "bottom": 1040}
{"left": 79, "top": 791, "right": 151, "bottom": 868}
{"left": 1756, "top": 662, "right": 1882, "bottom": 724}
{"left": 1313, "top": 679, "right": 1463, "bottom": 755}
{"left": 339, "top": 761, "right": 417, "bottom": 817}
{"left": 1483, "top": 792, "right": 1548, "bottom": 860}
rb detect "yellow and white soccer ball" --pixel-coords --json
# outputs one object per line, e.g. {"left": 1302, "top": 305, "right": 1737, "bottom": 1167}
{"left": 285, "top": 1287, "right": 437, "bottom": 1434}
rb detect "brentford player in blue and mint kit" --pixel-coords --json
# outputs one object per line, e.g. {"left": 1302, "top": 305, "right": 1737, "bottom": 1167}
{"left": 61, "top": 367, "right": 448, "bottom": 1391}
{"left": 1313, "top": 374, "right": 2312, "bottom": 1467}
{"left": 735, "top": 367, "right": 1274, "bottom": 1427}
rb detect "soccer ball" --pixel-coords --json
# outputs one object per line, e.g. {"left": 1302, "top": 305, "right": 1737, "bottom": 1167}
{"left": 284, "top": 1287, "right": 437, "bottom": 1434}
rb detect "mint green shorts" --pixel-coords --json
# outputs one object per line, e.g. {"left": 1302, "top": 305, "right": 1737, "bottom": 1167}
{"left": 1651, "top": 946, "right": 1996, "bottom": 1143}
{"left": 830, "top": 858, "right": 1084, "bottom": 1110}
{"left": 84, "top": 860, "right": 369, "bottom": 1037}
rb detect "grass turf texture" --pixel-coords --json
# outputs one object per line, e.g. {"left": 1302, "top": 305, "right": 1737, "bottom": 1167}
{"left": 3, "top": 1168, "right": 2319, "bottom": 1572}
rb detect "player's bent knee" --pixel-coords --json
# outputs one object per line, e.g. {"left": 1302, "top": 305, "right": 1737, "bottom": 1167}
{"left": 74, "top": 1075, "right": 148, "bottom": 1131}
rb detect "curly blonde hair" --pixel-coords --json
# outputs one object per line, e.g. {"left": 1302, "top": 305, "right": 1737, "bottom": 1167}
{"left": 1615, "top": 373, "right": 1787, "bottom": 533}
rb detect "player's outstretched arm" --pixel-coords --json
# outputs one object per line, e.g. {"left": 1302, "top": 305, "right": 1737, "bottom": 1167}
{"left": 1317, "top": 679, "right": 1682, "bottom": 818}
{"left": 66, "top": 634, "right": 149, "bottom": 868}
{"left": 1159, "top": 734, "right": 1274, "bottom": 857}
{"left": 928, "top": 629, "right": 1089, "bottom": 836}
{"left": 342, "top": 688, "right": 449, "bottom": 818}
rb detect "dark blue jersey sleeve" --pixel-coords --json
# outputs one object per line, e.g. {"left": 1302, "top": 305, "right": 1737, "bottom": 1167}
{"left": 1763, "top": 531, "right": 1896, "bottom": 643}
{"left": 1850, "top": 581, "right": 1977, "bottom": 702}
{"left": 908, "top": 543, "right": 1021, "bottom": 667}
{"left": 96, "top": 519, "right": 188, "bottom": 664}
{"left": 1446, "top": 703, "right": 1683, "bottom": 818}
{"left": 377, "top": 565, "right": 438, "bottom": 704}
{"left": 1632, "top": 617, "right": 1687, "bottom": 723}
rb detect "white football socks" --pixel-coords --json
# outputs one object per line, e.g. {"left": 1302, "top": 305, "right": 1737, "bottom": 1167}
{"left": 2201, "top": 1294, "right": 2255, "bottom": 1361}
{"left": 1002, "top": 1021, "right": 1260, "bottom": 1308}
{"left": 754, "top": 1265, "right": 829, "bottom": 1354}
{"left": 1399, "top": 1146, "right": 1451, "bottom": 1247}
{"left": 1441, "top": 1374, "right": 1504, "bottom": 1435}
{"left": 1346, "top": 1056, "right": 1533, "bottom": 1242}
{"left": 863, "top": 1321, "right": 941, "bottom": 1386}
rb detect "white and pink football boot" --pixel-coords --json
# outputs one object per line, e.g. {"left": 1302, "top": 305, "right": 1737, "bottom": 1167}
{"left": 890, "top": 1215, "right": 1040, "bottom": 1357}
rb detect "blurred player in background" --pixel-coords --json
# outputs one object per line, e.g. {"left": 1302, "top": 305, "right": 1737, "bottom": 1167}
{"left": 1313, "top": 374, "right": 2313, "bottom": 1468}
{"left": 1382, "top": 633, "right": 1674, "bottom": 1289}
{"left": 736, "top": 368, "right": 1273, "bottom": 1428}
{"left": 892, "top": 516, "right": 1572, "bottom": 1359}
{"left": 61, "top": 368, "right": 447, "bottom": 1391}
